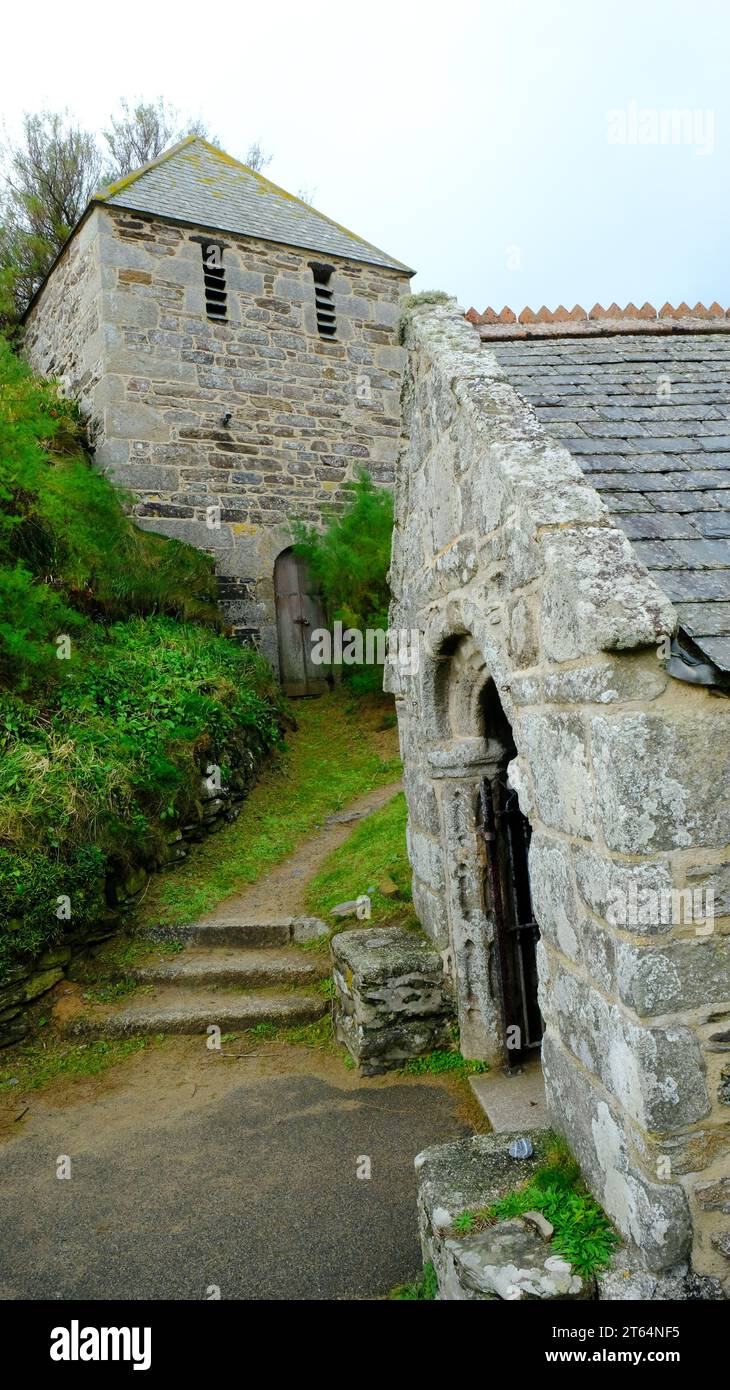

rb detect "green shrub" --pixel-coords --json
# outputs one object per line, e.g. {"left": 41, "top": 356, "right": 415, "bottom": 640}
{"left": 292, "top": 469, "right": 393, "bottom": 693}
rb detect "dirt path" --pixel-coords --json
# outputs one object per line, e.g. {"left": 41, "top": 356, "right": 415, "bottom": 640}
{"left": 201, "top": 778, "right": 403, "bottom": 921}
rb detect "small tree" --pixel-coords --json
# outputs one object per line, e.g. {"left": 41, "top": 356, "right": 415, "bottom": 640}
{"left": 292, "top": 470, "right": 394, "bottom": 691}
{"left": 0, "top": 111, "right": 102, "bottom": 321}
{"left": 101, "top": 98, "right": 204, "bottom": 182}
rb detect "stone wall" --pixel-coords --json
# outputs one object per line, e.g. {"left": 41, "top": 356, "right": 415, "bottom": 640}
{"left": 25, "top": 207, "right": 409, "bottom": 669}
{"left": 387, "top": 300, "right": 730, "bottom": 1290}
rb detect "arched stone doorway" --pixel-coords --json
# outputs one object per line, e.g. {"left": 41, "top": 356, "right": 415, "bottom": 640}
{"left": 427, "top": 632, "right": 542, "bottom": 1066}
{"left": 273, "top": 547, "right": 327, "bottom": 697}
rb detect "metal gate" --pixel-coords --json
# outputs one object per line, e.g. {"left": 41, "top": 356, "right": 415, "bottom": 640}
{"left": 477, "top": 776, "right": 543, "bottom": 1072}
{"left": 274, "top": 548, "right": 328, "bottom": 697}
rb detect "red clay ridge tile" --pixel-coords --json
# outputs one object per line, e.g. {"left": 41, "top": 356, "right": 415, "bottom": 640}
{"left": 465, "top": 300, "right": 730, "bottom": 338}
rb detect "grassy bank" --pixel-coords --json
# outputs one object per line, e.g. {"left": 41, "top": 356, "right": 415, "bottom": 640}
{"left": 0, "top": 339, "right": 284, "bottom": 978}
{"left": 304, "top": 789, "right": 414, "bottom": 926}
{"left": 135, "top": 691, "right": 402, "bottom": 931}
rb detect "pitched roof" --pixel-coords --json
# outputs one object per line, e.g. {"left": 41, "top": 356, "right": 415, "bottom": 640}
{"left": 477, "top": 314, "right": 730, "bottom": 675}
{"left": 94, "top": 136, "right": 412, "bottom": 273}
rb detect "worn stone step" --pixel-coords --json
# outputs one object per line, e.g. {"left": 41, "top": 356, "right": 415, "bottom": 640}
{"left": 70, "top": 988, "right": 328, "bottom": 1039}
{"left": 181, "top": 916, "right": 327, "bottom": 949}
{"left": 131, "top": 947, "right": 328, "bottom": 990}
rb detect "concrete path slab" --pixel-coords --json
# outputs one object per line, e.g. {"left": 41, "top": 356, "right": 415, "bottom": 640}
{"left": 469, "top": 1056, "right": 548, "bottom": 1133}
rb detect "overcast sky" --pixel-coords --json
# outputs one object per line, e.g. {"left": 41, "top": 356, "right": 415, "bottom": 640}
{"left": 3, "top": 0, "right": 729, "bottom": 312}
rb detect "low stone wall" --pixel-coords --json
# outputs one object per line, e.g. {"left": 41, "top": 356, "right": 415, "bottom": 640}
{"left": 331, "top": 925, "right": 454, "bottom": 1075}
{"left": 0, "top": 773, "right": 249, "bottom": 1049}
{"left": 414, "top": 1129, "right": 588, "bottom": 1300}
{"left": 415, "top": 1131, "right": 724, "bottom": 1301}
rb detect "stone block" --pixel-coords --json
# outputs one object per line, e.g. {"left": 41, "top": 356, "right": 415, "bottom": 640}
{"left": 574, "top": 846, "right": 675, "bottom": 935}
{"left": 542, "top": 1030, "right": 692, "bottom": 1271}
{"left": 411, "top": 875, "right": 450, "bottom": 950}
{"left": 415, "top": 1129, "right": 553, "bottom": 1296}
{"left": 105, "top": 402, "right": 170, "bottom": 443}
{"left": 528, "top": 836, "right": 582, "bottom": 964}
{"left": 544, "top": 962, "right": 709, "bottom": 1130}
{"left": 406, "top": 823, "right": 445, "bottom": 892}
{"left": 101, "top": 291, "right": 160, "bottom": 329}
{"left": 617, "top": 936, "right": 730, "bottom": 1016}
{"left": 591, "top": 711, "right": 730, "bottom": 853}
{"left": 331, "top": 925, "right": 454, "bottom": 1075}
{"left": 516, "top": 712, "right": 594, "bottom": 837}
{"left": 597, "top": 1248, "right": 724, "bottom": 1300}
{"left": 542, "top": 654, "right": 668, "bottom": 706}
{"left": 539, "top": 526, "right": 676, "bottom": 661}
{"left": 445, "top": 1221, "right": 593, "bottom": 1300}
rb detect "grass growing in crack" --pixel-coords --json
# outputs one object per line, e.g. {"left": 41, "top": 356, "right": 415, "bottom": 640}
{"left": 0, "top": 1036, "right": 152, "bottom": 1093}
{"left": 388, "top": 1260, "right": 438, "bottom": 1300}
{"left": 134, "top": 691, "right": 402, "bottom": 932}
{"left": 294, "top": 934, "right": 332, "bottom": 952}
{"left": 399, "top": 1050, "right": 489, "bottom": 1079}
{"left": 304, "top": 790, "right": 415, "bottom": 927}
{"left": 451, "top": 1135, "right": 618, "bottom": 1278}
{"left": 316, "top": 977, "right": 337, "bottom": 1000}
{"left": 80, "top": 978, "right": 141, "bottom": 1005}
{"left": 241, "top": 1014, "right": 336, "bottom": 1051}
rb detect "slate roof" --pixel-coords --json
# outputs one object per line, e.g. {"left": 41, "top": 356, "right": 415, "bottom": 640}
{"left": 476, "top": 316, "right": 730, "bottom": 674}
{"left": 94, "top": 137, "right": 412, "bottom": 273}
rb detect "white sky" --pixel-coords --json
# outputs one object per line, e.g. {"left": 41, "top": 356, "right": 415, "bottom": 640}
{"left": 3, "top": 0, "right": 729, "bottom": 311}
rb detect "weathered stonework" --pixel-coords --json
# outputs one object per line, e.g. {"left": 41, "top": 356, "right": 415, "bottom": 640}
{"left": 413, "top": 1129, "right": 597, "bottom": 1300}
{"left": 331, "top": 925, "right": 454, "bottom": 1075}
{"left": 389, "top": 301, "right": 730, "bottom": 1289}
{"left": 24, "top": 203, "right": 409, "bottom": 670}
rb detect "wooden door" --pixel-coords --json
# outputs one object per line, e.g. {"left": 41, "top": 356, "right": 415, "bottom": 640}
{"left": 274, "top": 548, "right": 328, "bottom": 697}
{"left": 477, "top": 776, "right": 543, "bottom": 1072}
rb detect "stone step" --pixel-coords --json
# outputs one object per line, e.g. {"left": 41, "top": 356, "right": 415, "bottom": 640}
{"left": 181, "top": 916, "right": 327, "bottom": 949}
{"left": 131, "top": 947, "right": 328, "bottom": 990}
{"left": 70, "top": 988, "right": 328, "bottom": 1039}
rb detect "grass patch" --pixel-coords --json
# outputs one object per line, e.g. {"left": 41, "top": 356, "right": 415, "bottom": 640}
{"left": 451, "top": 1135, "right": 618, "bottom": 1278}
{"left": 0, "top": 1036, "right": 151, "bottom": 1093}
{"left": 225, "top": 1013, "right": 336, "bottom": 1052}
{"left": 135, "top": 691, "right": 402, "bottom": 931}
{"left": 304, "top": 790, "right": 412, "bottom": 925}
{"left": 388, "top": 1260, "right": 438, "bottom": 1300}
{"left": 316, "top": 977, "right": 337, "bottom": 1000}
{"left": 399, "top": 1050, "right": 489, "bottom": 1079}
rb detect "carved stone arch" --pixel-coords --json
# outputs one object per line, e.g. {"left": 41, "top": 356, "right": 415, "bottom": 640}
{"left": 418, "top": 616, "right": 541, "bottom": 1063}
